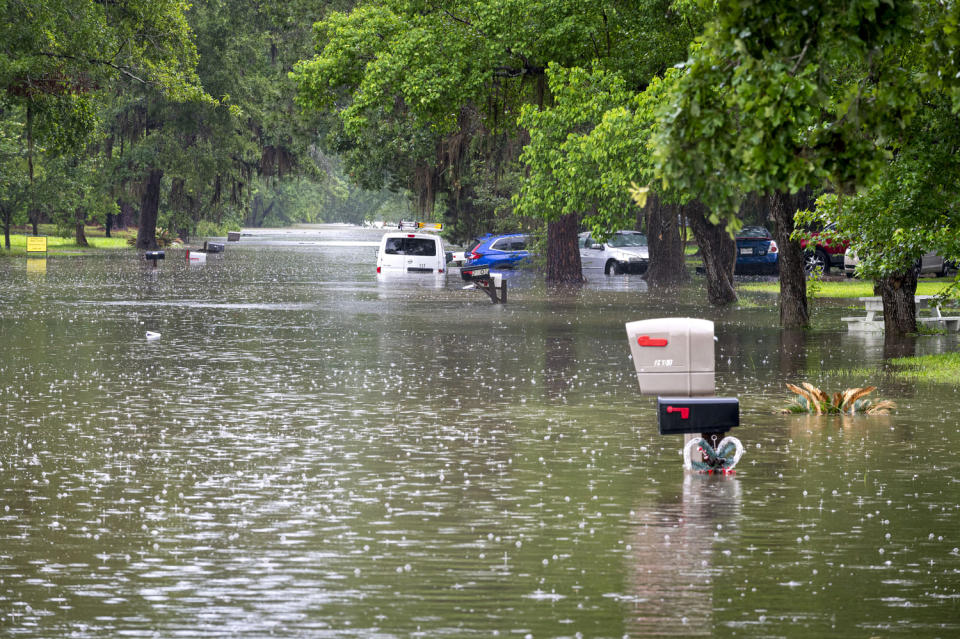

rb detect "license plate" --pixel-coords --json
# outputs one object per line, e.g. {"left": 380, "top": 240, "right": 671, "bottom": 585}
{"left": 739, "top": 247, "right": 753, "bottom": 255}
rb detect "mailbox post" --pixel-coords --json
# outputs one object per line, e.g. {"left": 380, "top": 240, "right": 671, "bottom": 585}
{"left": 625, "top": 317, "right": 743, "bottom": 473}
{"left": 144, "top": 251, "right": 165, "bottom": 268}
{"left": 461, "top": 266, "right": 507, "bottom": 303}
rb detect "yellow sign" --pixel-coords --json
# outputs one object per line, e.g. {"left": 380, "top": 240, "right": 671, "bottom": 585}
{"left": 417, "top": 222, "right": 443, "bottom": 230}
{"left": 26, "top": 236, "right": 47, "bottom": 253}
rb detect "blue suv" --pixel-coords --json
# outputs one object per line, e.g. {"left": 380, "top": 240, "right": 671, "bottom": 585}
{"left": 460, "top": 233, "right": 532, "bottom": 279}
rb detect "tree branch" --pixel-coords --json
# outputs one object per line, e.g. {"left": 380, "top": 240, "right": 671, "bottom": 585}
{"left": 39, "top": 51, "right": 149, "bottom": 85}
{"left": 789, "top": 35, "right": 813, "bottom": 75}
{"left": 440, "top": 9, "right": 540, "bottom": 79}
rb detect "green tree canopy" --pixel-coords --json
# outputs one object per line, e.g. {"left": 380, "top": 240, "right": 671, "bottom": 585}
{"left": 1, "top": 0, "right": 206, "bottom": 149}
{"left": 293, "top": 0, "right": 700, "bottom": 238}
{"left": 799, "top": 92, "right": 960, "bottom": 282}
{"left": 515, "top": 64, "right": 668, "bottom": 241}
{"left": 653, "top": 0, "right": 923, "bottom": 228}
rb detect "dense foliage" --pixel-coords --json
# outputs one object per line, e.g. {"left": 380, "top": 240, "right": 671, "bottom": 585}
{"left": 4, "top": 0, "right": 960, "bottom": 332}
{"left": 292, "top": 0, "right": 702, "bottom": 283}
{"left": 1, "top": 0, "right": 382, "bottom": 250}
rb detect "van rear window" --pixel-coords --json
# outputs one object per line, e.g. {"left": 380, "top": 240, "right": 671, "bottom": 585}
{"left": 384, "top": 237, "right": 437, "bottom": 256}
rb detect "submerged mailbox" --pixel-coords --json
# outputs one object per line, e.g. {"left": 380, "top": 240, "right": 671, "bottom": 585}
{"left": 625, "top": 318, "right": 714, "bottom": 396}
{"left": 657, "top": 397, "right": 739, "bottom": 435}
{"left": 627, "top": 317, "right": 745, "bottom": 471}
{"left": 462, "top": 267, "right": 507, "bottom": 304}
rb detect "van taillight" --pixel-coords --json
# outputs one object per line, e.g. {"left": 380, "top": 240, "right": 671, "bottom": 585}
{"left": 376, "top": 266, "right": 381, "bottom": 273}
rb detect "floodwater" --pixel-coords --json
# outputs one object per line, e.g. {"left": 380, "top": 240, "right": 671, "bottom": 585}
{"left": 1, "top": 225, "right": 958, "bottom": 637}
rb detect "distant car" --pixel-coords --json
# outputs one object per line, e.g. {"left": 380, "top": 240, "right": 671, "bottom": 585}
{"left": 916, "top": 252, "right": 954, "bottom": 277}
{"left": 844, "top": 247, "right": 954, "bottom": 278}
{"left": 461, "top": 233, "right": 532, "bottom": 279}
{"left": 376, "top": 231, "right": 449, "bottom": 275}
{"left": 578, "top": 230, "right": 649, "bottom": 275}
{"left": 735, "top": 226, "right": 778, "bottom": 275}
{"left": 453, "top": 234, "right": 492, "bottom": 267}
{"left": 800, "top": 221, "right": 848, "bottom": 274}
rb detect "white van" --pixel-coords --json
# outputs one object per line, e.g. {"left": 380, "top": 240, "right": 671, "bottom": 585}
{"left": 376, "top": 231, "right": 450, "bottom": 275}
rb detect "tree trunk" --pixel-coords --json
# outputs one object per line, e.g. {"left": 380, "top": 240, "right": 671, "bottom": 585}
{"left": 118, "top": 199, "right": 136, "bottom": 229}
{"left": 258, "top": 201, "right": 275, "bottom": 227}
{"left": 768, "top": 190, "right": 809, "bottom": 328}
{"left": 545, "top": 213, "right": 584, "bottom": 284}
{"left": 105, "top": 212, "right": 113, "bottom": 238}
{"left": 1, "top": 205, "right": 10, "bottom": 250}
{"left": 137, "top": 169, "right": 163, "bottom": 250}
{"left": 247, "top": 194, "right": 271, "bottom": 227}
{"left": 644, "top": 194, "right": 689, "bottom": 288}
{"left": 27, "top": 102, "right": 37, "bottom": 239}
{"left": 877, "top": 270, "right": 918, "bottom": 335}
{"left": 75, "top": 220, "right": 89, "bottom": 247}
{"left": 685, "top": 200, "right": 736, "bottom": 305}
{"left": 74, "top": 206, "right": 89, "bottom": 247}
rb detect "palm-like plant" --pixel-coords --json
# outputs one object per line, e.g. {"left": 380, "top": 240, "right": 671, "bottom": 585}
{"left": 780, "top": 382, "right": 896, "bottom": 415}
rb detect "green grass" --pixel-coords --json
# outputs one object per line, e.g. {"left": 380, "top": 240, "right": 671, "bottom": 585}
{"left": 732, "top": 296, "right": 764, "bottom": 308}
{"left": 843, "top": 353, "right": 960, "bottom": 384}
{"left": 738, "top": 277, "right": 957, "bottom": 298}
{"left": 1, "top": 226, "right": 135, "bottom": 257}
{"left": 888, "top": 352, "right": 960, "bottom": 384}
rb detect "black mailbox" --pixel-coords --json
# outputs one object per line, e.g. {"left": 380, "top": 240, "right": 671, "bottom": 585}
{"left": 461, "top": 265, "right": 490, "bottom": 281}
{"left": 145, "top": 251, "right": 165, "bottom": 260}
{"left": 657, "top": 397, "right": 739, "bottom": 435}
{"left": 204, "top": 242, "right": 225, "bottom": 253}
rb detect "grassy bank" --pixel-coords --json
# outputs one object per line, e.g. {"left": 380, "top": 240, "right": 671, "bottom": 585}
{"left": 845, "top": 353, "right": 960, "bottom": 384}
{"left": 1, "top": 225, "right": 135, "bottom": 257}
{"left": 739, "top": 277, "right": 958, "bottom": 298}
{"left": 888, "top": 352, "right": 960, "bottom": 383}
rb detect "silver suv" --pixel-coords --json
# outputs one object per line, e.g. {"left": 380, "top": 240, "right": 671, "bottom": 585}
{"left": 844, "top": 247, "right": 954, "bottom": 278}
{"left": 578, "top": 230, "right": 649, "bottom": 275}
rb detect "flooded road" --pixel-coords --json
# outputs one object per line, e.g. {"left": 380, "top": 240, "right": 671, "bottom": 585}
{"left": 1, "top": 225, "right": 958, "bottom": 637}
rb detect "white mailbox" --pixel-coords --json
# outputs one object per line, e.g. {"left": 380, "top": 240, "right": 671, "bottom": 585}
{"left": 624, "top": 317, "right": 714, "bottom": 396}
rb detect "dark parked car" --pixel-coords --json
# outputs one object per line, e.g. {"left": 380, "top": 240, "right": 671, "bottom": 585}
{"left": 735, "top": 226, "right": 779, "bottom": 275}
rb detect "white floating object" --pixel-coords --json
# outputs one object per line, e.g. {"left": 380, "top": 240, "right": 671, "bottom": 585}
{"left": 146, "top": 331, "right": 161, "bottom": 341}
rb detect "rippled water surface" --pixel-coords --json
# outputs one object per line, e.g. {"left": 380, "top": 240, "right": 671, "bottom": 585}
{"left": 1, "top": 226, "right": 958, "bottom": 637}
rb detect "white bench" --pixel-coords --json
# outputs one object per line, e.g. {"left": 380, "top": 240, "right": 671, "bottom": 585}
{"left": 842, "top": 296, "right": 960, "bottom": 332}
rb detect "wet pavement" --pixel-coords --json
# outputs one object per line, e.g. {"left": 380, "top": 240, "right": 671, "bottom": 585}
{"left": 1, "top": 225, "right": 958, "bottom": 637}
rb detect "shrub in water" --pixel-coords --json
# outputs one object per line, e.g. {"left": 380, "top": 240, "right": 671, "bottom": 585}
{"left": 779, "top": 382, "right": 895, "bottom": 415}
